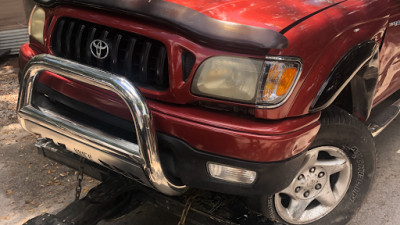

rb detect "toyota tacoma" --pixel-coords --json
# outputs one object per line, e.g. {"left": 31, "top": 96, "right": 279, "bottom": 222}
{"left": 17, "top": 0, "right": 400, "bottom": 224}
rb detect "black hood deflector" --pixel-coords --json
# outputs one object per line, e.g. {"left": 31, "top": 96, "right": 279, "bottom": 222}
{"left": 35, "top": 0, "right": 288, "bottom": 53}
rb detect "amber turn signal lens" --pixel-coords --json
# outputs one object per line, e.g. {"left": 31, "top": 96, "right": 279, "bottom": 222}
{"left": 276, "top": 68, "right": 297, "bottom": 96}
{"left": 262, "top": 67, "right": 298, "bottom": 100}
{"left": 260, "top": 59, "right": 301, "bottom": 105}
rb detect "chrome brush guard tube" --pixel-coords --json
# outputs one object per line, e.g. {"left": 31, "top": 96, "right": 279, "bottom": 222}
{"left": 17, "top": 54, "right": 187, "bottom": 196}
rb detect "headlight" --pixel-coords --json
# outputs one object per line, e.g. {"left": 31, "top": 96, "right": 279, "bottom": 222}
{"left": 191, "top": 56, "right": 302, "bottom": 107}
{"left": 29, "top": 6, "right": 46, "bottom": 45}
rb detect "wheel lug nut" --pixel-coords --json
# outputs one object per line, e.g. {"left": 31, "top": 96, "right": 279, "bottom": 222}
{"left": 315, "top": 183, "right": 322, "bottom": 190}
{"left": 298, "top": 174, "right": 305, "bottom": 180}
{"left": 318, "top": 172, "right": 325, "bottom": 178}
{"left": 309, "top": 167, "right": 316, "bottom": 173}
{"left": 295, "top": 186, "right": 301, "bottom": 193}
{"left": 304, "top": 191, "right": 310, "bottom": 198}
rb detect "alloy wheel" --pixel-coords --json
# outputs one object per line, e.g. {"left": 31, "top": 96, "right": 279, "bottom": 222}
{"left": 274, "top": 146, "right": 352, "bottom": 224}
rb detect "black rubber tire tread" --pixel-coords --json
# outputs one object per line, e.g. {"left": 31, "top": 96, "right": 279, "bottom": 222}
{"left": 261, "top": 106, "right": 376, "bottom": 225}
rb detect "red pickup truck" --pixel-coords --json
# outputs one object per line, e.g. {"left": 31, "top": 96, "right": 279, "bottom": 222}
{"left": 18, "top": 0, "right": 400, "bottom": 224}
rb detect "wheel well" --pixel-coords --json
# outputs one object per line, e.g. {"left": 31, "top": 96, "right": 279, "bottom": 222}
{"left": 333, "top": 84, "right": 353, "bottom": 115}
{"left": 310, "top": 41, "right": 379, "bottom": 121}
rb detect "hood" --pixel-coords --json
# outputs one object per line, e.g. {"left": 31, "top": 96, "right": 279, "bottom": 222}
{"left": 35, "top": 0, "right": 342, "bottom": 52}
{"left": 166, "top": 0, "right": 343, "bottom": 31}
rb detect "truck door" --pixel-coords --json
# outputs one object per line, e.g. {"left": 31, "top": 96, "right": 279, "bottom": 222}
{"left": 375, "top": 0, "right": 400, "bottom": 104}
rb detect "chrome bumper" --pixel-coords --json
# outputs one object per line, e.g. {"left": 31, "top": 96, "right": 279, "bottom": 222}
{"left": 17, "top": 54, "right": 186, "bottom": 196}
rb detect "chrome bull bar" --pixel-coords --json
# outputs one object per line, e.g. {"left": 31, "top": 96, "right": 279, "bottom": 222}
{"left": 17, "top": 54, "right": 187, "bottom": 196}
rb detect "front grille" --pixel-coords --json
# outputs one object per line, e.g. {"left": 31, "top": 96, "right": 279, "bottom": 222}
{"left": 51, "top": 17, "right": 169, "bottom": 90}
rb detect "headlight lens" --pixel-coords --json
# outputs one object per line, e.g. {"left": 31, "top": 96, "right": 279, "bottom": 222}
{"left": 191, "top": 56, "right": 302, "bottom": 107}
{"left": 29, "top": 6, "right": 46, "bottom": 45}
{"left": 191, "top": 56, "right": 264, "bottom": 102}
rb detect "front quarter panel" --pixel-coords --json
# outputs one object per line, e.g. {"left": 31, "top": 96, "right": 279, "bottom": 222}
{"left": 256, "top": 0, "right": 389, "bottom": 118}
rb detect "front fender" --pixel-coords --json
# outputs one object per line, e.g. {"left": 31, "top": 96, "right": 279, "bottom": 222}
{"left": 310, "top": 41, "right": 379, "bottom": 121}
{"left": 266, "top": 0, "right": 389, "bottom": 119}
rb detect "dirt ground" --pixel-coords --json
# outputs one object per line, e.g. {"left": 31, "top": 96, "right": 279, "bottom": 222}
{"left": 0, "top": 56, "right": 399, "bottom": 225}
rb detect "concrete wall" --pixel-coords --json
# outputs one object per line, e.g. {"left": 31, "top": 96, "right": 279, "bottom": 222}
{"left": 0, "top": 0, "right": 34, "bottom": 55}
{"left": 0, "top": 0, "right": 29, "bottom": 31}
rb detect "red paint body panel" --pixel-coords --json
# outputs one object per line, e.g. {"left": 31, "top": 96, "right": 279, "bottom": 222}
{"left": 152, "top": 108, "right": 320, "bottom": 162}
{"left": 374, "top": 1, "right": 400, "bottom": 106}
{"left": 165, "top": 0, "right": 341, "bottom": 31}
{"left": 19, "top": 43, "right": 38, "bottom": 70}
{"left": 265, "top": 0, "right": 391, "bottom": 117}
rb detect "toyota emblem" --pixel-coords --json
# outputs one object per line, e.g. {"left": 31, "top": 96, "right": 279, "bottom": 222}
{"left": 90, "top": 39, "right": 109, "bottom": 59}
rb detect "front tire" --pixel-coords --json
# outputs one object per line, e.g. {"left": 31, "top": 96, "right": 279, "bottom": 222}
{"left": 262, "top": 107, "right": 376, "bottom": 225}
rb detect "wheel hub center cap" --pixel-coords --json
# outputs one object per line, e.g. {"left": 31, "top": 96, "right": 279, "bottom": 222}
{"left": 293, "top": 166, "right": 327, "bottom": 199}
